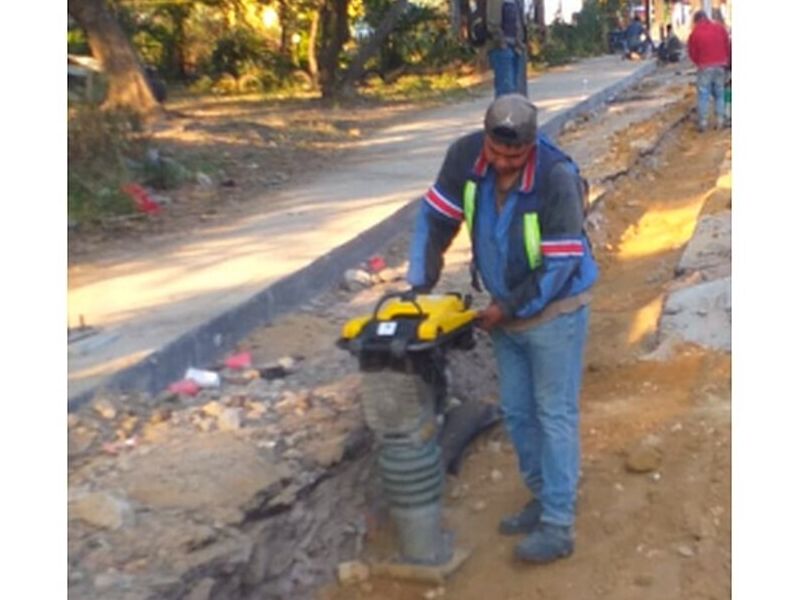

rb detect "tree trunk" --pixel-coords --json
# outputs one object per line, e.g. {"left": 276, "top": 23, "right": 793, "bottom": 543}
{"left": 450, "top": 0, "right": 462, "bottom": 38}
{"left": 167, "top": 5, "right": 189, "bottom": 80}
{"left": 278, "top": 0, "right": 291, "bottom": 58}
{"left": 533, "top": 0, "right": 548, "bottom": 44}
{"left": 68, "top": 0, "right": 160, "bottom": 117}
{"left": 338, "top": 0, "right": 409, "bottom": 94}
{"left": 317, "top": 0, "right": 350, "bottom": 99}
{"left": 308, "top": 8, "right": 320, "bottom": 88}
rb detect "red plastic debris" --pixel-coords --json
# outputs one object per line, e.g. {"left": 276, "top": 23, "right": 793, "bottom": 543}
{"left": 168, "top": 379, "right": 201, "bottom": 396}
{"left": 224, "top": 351, "right": 252, "bottom": 370}
{"left": 121, "top": 183, "right": 162, "bottom": 215}
{"left": 366, "top": 255, "right": 387, "bottom": 273}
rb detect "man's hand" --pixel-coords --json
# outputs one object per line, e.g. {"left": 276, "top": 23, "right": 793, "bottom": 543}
{"left": 476, "top": 303, "right": 506, "bottom": 331}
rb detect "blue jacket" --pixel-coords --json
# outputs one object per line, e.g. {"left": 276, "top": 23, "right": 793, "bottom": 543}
{"left": 408, "top": 131, "right": 598, "bottom": 320}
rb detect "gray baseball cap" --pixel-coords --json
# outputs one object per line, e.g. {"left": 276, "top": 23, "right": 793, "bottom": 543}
{"left": 484, "top": 94, "right": 538, "bottom": 146}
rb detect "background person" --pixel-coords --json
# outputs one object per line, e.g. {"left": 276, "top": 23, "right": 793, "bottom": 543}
{"left": 487, "top": 0, "right": 529, "bottom": 97}
{"left": 688, "top": 10, "right": 731, "bottom": 131}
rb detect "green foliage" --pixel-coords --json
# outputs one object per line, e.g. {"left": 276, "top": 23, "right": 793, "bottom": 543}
{"left": 68, "top": 107, "right": 147, "bottom": 223}
{"left": 355, "top": 1, "right": 468, "bottom": 78}
{"left": 362, "top": 71, "right": 470, "bottom": 102}
{"left": 137, "top": 156, "right": 190, "bottom": 191}
{"left": 536, "top": 0, "right": 623, "bottom": 66}
{"left": 67, "top": 27, "right": 90, "bottom": 55}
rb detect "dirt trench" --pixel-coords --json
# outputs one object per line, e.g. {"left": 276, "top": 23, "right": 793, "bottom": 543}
{"left": 67, "top": 65, "right": 731, "bottom": 600}
{"left": 319, "top": 78, "right": 732, "bottom": 599}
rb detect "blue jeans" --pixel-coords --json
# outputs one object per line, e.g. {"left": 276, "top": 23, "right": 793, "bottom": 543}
{"left": 489, "top": 47, "right": 528, "bottom": 97}
{"left": 490, "top": 305, "right": 590, "bottom": 527}
{"left": 696, "top": 66, "right": 727, "bottom": 127}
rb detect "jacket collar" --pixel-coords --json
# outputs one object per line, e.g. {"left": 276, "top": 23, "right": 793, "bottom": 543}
{"left": 472, "top": 142, "right": 538, "bottom": 194}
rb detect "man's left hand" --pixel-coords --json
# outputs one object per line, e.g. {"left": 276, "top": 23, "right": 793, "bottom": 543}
{"left": 476, "top": 303, "right": 505, "bottom": 331}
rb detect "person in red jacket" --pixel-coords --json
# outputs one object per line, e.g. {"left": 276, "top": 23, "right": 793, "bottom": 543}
{"left": 688, "top": 10, "right": 731, "bottom": 131}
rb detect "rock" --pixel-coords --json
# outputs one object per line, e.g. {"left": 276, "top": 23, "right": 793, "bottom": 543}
{"left": 149, "top": 407, "right": 172, "bottom": 424}
{"left": 488, "top": 441, "right": 502, "bottom": 454}
{"left": 676, "top": 544, "right": 695, "bottom": 558}
{"left": 93, "top": 399, "right": 117, "bottom": 420}
{"left": 70, "top": 492, "right": 134, "bottom": 530}
{"left": 68, "top": 413, "right": 80, "bottom": 428}
{"left": 196, "top": 172, "right": 213, "bottom": 187}
{"left": 275, "top": 391, "right": 311, "bottom": 415}
{"left": 202, "top": 401, "right": 224, "bottom": 418}
{"left": 424, "top": 587, "right": 446, "bottom": 599}
{"left": 471, "top": 500, "right": 487, "bottom": 512}
{"left": 278, "top": 356, "right": 298, "bottom": 370}
{"left": 218, "top": 408, "right": 243, "bottom": 431}
{"left": 197, "top": 418, "right": 214, "bottom": 432}
{"left": 490, "top": 469, "right": 503, "bottom": 482}
{"left": 119, "top": 415, "right": 139, "bottom": 435}
{"left": 307, "top": 434, "right": 348, "bottom": 467}
{"left": 633, "top": 574, "right": 654, "bottom": 587}
{"left": 343, "top": 269, "right": 373, "bottom": 291}
{"left": 337, "top": 560, "right": 370, "bottom": 585}
{"left": 625, "top": 435, "right": 663, "bottom": 473}
{"left": 69, "top": 427, "right": 98, "bottom": 455}
{"left": 93, "top": 570, "right": 128, "bottom": 592}
{"left": 141, "top": 421, "right": 171, "bottom": 443}
{"left": 246, "top": 401, "right": 268, "bottom": 419}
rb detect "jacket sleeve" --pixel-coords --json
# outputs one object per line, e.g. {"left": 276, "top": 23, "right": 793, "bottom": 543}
{"left": 406, "top": 142, "right": 466, "bottom": 292}
{"left": 495, "top": 161, "right": 587, "bottom": 319}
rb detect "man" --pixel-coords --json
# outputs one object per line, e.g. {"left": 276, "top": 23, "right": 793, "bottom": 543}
{"left": 487, "top": 0, "right": 528, "bottom": 97}
{"left": 623, "top": 15, "right": 646, "bottom": 58}
{"left": 407, "top": 94, "right": 597, "bottom": 563}
{"left": 687, "top": 10, "right": 731, "bottom": 131}
{"left": 657, "top": 24, "right": 682, "bottom": 63}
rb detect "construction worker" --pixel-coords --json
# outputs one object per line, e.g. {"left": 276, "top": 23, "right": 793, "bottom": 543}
{"left": 407, "top": 94, "right": 597, "bottom": 563}
{"left": 687, "top": 10, "right": 731, "bottom": 131}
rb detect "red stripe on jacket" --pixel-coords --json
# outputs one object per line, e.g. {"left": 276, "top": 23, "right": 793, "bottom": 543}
{"left": 541, "top": 240, "right": 584, "bottom": 256}
{"left": 424, "top": 187, "right": 463, "bottom": 220}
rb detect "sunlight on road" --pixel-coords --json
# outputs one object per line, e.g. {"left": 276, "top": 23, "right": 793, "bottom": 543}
{"left": 70, "top": 350, "right": 152, "bottom": 382}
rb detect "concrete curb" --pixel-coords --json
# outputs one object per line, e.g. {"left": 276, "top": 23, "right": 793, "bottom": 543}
{"left": 68, "top": 59, "right": 658, "bottom": 412}
{"left": 538, "top": 59, "right": 657, "bottom": 138}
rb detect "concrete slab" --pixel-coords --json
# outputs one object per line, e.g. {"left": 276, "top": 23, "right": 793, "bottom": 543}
{"left": 659, "top": 276, "right": 732, "bottom": 352}
{"left": 68, "top": 57, "right": 657, "bottom": 408}
{"left": 676, "top": 211, "right": 731, "bottom": 280}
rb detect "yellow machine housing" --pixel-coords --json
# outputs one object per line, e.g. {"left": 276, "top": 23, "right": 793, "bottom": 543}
{"left": 338, "top": 292, "right": 476, "bottom": 357}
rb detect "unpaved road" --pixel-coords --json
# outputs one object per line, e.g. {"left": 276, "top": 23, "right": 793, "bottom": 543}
{"left": 321, "top": 131, "right": 731, "bottom": 600}
{"left": 67, "top": 64, "right": 731, "bottom": 600}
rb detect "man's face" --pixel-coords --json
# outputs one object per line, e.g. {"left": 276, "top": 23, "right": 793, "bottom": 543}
{"left": 484, "top": 136, "right": 533, "bottom": 177}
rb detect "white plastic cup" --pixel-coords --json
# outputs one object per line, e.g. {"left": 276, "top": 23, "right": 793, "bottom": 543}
{"left": 185, "top": 368, "right": 221, "bottom": 388}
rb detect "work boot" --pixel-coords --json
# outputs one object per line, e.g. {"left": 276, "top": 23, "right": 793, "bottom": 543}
{"left": 498, "top": 498, "right": 542, "bottom": 535}
{"left": 514, "top": 522, "right": 574, "bottom": 563}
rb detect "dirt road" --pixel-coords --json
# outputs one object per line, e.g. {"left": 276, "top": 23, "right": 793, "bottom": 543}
{"left": 67, "top": 65, "right": 731, "bottom": 600}
{"left": 320, "top": 124, "right": 731, "bottom": 600}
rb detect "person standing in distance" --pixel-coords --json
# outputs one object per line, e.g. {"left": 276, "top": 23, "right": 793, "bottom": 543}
{"left": 687, "top": 10, "right": 731, "bottom": 131}
{"left": 487, "top": 0, "right": 529, "bottom": 97}
{"left": 407, "top": 94, "right": 597, "bottom": 563}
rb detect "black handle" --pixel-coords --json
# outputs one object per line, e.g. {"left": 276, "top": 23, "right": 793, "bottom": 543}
{"left": 372, "top": 291, "right": 424, "bottom": 320}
